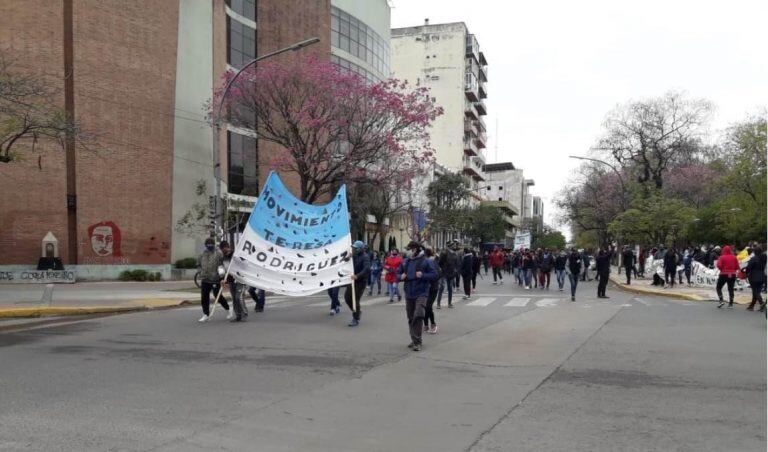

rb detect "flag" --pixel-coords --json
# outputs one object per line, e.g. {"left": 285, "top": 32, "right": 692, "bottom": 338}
{"left": 230, "top": 172, "right": 354, "bottom": 296}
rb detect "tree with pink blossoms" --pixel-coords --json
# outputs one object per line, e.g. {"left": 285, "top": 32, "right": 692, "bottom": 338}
{"left": 214, "top": 56, "right": 441, "bottom": 204}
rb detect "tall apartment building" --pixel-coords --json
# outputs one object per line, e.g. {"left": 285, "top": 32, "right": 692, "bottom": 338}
{"left": 0, "top": 0, "right": 390, "bottom": 280}
{"left": 390, "top": 21, "right": 488, "bottom": 203}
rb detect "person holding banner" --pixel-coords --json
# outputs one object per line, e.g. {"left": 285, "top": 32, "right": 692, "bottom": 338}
{"left": 345, "top": 241, "right": 371, "bottom": 327}
{"left": 399, "top": 241, "right": 438, "bottom": 351}
{"left": 197, "top": 237, "right": 231, "bottom": 323}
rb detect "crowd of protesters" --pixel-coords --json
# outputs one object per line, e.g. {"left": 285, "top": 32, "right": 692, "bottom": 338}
{"left": 198, "top": 235, "right": 766, "bottom": 351}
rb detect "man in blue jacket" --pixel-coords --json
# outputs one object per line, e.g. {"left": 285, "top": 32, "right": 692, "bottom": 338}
{"left": 398, "top": 241, "right": 438, "bottom": 351}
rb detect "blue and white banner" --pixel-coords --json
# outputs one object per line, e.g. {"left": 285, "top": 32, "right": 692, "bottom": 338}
{"left": 230, "top": 172, "right": 354, "bottom": 296}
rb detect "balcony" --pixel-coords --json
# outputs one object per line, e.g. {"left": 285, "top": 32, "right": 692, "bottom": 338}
{"left": 465, "top": 100, "right": 478, "bottom": 119}
{"left": 463, "top": 156, "right": 485, "bottom": 181}
{"left": 475, "top": 99, "right": 487, "bottom": 115}
{"left": 479, "top": 63, "right": 488, "bottom": 82}
{"left": 464, "top": 119, "right": 479, "bottom": 137}
{"left": 479, "top": 51, "right": 488, "bottom": 66}
{"left": 464, "top": 72, "right": 478, "bottom": 101}
{"left": 466, "top": 34, "right": 479, "bottom": 61}
{"left": 463, "top": 136, "right": 478, "bottom": 156}
{"left": 479, "top": 81, "right": 487, "bottom": 99}
{"left": 475, "top": 129, "right": 487, "bottom": 149}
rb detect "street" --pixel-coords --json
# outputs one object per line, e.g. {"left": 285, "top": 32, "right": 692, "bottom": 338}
{"left": 0, "top": 276, "right": 764, "bottom": 452}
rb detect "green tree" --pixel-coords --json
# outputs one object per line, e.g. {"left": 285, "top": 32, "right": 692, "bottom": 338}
{"left": 538, "top": 230, "right": 566, "bottom": 250}
{"left": 466, "top": 205, "right": 506, "bottom": 244}
{"left": 427, "top": 173, "right": 472, "bottom": 236}
{"left": 608, "top": 192, "right": 695, "bottom": 246}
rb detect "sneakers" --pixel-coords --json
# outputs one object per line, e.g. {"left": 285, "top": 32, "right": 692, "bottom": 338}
{"left": 436, "top": 304, "right": 441, "bottom": 310}
{"left": 727, "top": 303, "right": 733, "bottom": 309}
{"left": 560, "top": 288, "right": 564, "bottom": 292}
{"left": 198, "top": 315, "right": 209, "bottom": 323}
{"left": 448, "top": 304, "right": 454, "bottom": 309}
{"left": 229, "top": 316, "right": 243, "bottom": 323}
{"left": 348, "top": 318, "right": 359, "bottom": 327}
{"left": 461, "top": 295, "right": 468, "bottom": 300}
{"left": 407, "top": 342, "right": 415, "bottom": 350}
{"left": 746, "top": 306, "right": 755, "bottom": 311}
{"left": 398, "top": 295, "right": 402, "bottom": 302}
{"left": 412, "top": 344, "right": 421, "bottom": 351}
{"left": 428, "top": 325, "right": 438, "bottom": 334}
{"left": 423, "top": 324, "right": 429, "bottom": 332}
{"left": 717, "top": 301, "right": 725, "bottom": 308}
{"left": 571, "top": 296, "right": 575, "bottom": 302}
{"left": 226, "top": 309, "right": 235, "bottom": 320}
{"left": 499, "top": 280, "right": 503, "bottom": 285}
{"left": 389, "top": 298, "right": 394, "bottom": 303}
{"left": 329, "top": 309, "right": 336, "bottom": 316}
{"left": 334, "top": 307, "right": 341, "bottom": 314}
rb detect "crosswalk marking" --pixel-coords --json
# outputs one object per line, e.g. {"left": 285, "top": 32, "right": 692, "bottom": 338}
{"left": 504, "top": 298, "right": 530, "bottom": 307}
{"left": 361, "top": 297, "right": 388, "bottom": 306}
{"left": 535, "top": 298, "right": 561, "bottom": 307}
{"left": 467, "top": 297, "right": 496, "bottom": 306}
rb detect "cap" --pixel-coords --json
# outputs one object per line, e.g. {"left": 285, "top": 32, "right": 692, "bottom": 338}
{"left": 352, "top": 240, "right": 365, "bottom": 249}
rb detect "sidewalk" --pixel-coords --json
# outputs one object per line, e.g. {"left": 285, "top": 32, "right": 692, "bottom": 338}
{"left": 0, "top": 281, "right": 199, "bottom": 318}
{"left": 609, "top": 274, "right": 752, "bottom": 305}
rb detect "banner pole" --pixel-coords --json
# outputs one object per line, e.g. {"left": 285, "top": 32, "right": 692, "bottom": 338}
{"left": 351, "top": 274, "right": 358, "bottom": 314}
{"left": 211, "top": 226, "right": 249, "bottom": 317}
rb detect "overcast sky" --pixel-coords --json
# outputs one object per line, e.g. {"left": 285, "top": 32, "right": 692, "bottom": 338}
{"left": 391, "top": 0, "right": 767, "bottom": 230}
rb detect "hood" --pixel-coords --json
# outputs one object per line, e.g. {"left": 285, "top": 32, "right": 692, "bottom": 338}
{"left": 722, "top": 246, "right": 732, "bottom": 256}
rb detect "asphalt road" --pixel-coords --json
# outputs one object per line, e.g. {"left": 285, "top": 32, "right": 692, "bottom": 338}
{"left": 0, "top": 274, "right": 764, "bottom": 451}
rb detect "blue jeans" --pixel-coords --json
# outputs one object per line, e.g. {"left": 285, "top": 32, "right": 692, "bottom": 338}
{"left": 568, "top": 273, "right": 579, "bottom": 298}
{"left": 369, "top": 271, "right": 382, "bottom": 294}
{"left": 555, "top": 269, "right": 566, "bottom": 289}
{"left": 247, "top": 287, "right": 265, "bottom": 310}
{"left": 388, "top": 282, "right": 400, "bottom": 300}
{"left": 524, "top": 269, "right": 532, "bottom": 287}
{"left": 327, "top": 286, "right": 341, "bottom": 310}
{"left": 436, "top": 275, "right": 454, "bottom": 306}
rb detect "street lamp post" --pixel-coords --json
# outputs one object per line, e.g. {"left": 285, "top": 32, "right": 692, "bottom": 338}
{"left": 211, "top": 37, "right": 320, "bottom": 239}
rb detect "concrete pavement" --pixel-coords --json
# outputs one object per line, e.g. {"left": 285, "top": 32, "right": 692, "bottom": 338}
{"left": 610, "top": 273, "right": 753, "bottom": 304}
{"left": 0, "top": 274, "right": 764, "bottom": 451}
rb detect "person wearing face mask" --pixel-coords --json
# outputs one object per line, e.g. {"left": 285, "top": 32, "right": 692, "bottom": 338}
{"left": 344, "top": 241, "right": 371, "bottom": 327}
{"left": 196, "top": 237, "right": 231, "bottom": 323}
{"left": 384, "top": 248, "right": 403, "bottom": 303}
{"left": 398, "top": 241, "right": 438, "bottom": 351}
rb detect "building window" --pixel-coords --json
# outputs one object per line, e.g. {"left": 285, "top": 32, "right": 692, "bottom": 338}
{"left": 226, "top": 0, "right": 256, "bottom": 21}
{"left": 227, "top": 16, "right": 256, "bottom": 68}
{"left": 331, "top": 6, "right": 389, "bottom": 80}
{"left": 228, "top": 131, "right": 259, "bottom": 196}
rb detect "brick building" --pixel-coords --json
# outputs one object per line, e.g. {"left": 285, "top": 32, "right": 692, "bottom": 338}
{"left": 0, "top": 0, "right": 345, "bottom": 279}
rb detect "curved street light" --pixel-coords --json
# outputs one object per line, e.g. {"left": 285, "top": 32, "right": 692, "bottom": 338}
{"left": 212, "top": 37, "right": 320, "bottom": 237}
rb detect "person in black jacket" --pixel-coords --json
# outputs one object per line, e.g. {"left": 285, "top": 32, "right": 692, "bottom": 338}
{"left": 566, "top": 248, "right": 582, "bottom": 301}
{"left": 596, "top": 248, "right": 612, "bottom": 298}
{"left": 746, "top": 246, "right": 767, "bottom": 312}
{"left": 622, "top": 246, "right": 636, "bottom": 285}
{"left": 460, "top": 248, "right": 474, "bottom": 300}
{"left": 345, "top": 240, "right": 371, "bottom": 327}
{"left": 471, "top": 250, "right": 481, "bottom": 291}
{"left": 663, "top": 247, "right": 678, "bottom": 288}
{"left": 554, "top": 250, "right": 567, "bottom": 291}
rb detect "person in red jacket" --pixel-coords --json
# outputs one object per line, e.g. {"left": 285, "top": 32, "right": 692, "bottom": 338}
{"left": 716, "top": 245, "right": 740, "bottom": 309}
{"left": 489, "top": 247, "right": 504, "bottom": 285}
{"left": 384, "top": 249, "right": 403, "bottom": 303}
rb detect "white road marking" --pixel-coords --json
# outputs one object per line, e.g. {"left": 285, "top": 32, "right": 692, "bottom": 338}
{"left": 535, "top": 298, "right": 561, "bottom": 308}
{"left": 361, "top": 297, "right": 388, "bottom": 306}
{"left": 504, "top": 298, "right": 530, "bottom": 307}
{"left": 467, "top": 297, "right": 496, "bottom": 306}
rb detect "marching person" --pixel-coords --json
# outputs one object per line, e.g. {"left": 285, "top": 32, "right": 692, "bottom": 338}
{"left": 220, "top": 241, "right": 246, "bottom": 322}
{"left": 471, "top": 249, "right": 481, "bottom": 292}
{"left": 398, "top": 241, "right": 438, "bottom": 351}
{"left": 581, "top": 249, "right": 592, "bottom": 282}
{"left": 715, "top": 245, "right": 740, "bottom": 309}
{"left": 345, "top": 240, "right": 371, "bottom": 326}
{"left": 197, "top": 237, "right": 231, "bottom": 323}
{"left": 539, "top": 248, "right": 554, "bottom": 290}
{"left": 745, "top": 245, "right": 766, "bottom": 312}
{"left": 384, "top": 248, "right": 403, "bottom": 303}
{"left": 664, "top": 247, "right": 679, "bottom": 288}
{"left": 438, "top": 241, "right": 459, "bottom": 308}
{"left": 596, "top": 248, "right": 612, "bottom": 299}
{"left": 567, "top": 248, "right": 582, "bottom": 301}
{"left": 423, "top": 247, "right": 441, "bottom": 334}
{"left": 490, "top": 246, "right": 504, "bottom": 285}
{"left": 622, "top": 246, "right": 636, "bottom": 285}
{"left": 554, "top": 250, "right": 567, "bottom": 292}
{"left": 461, "top": 247, "right": 474, "bottom": 300}
{"left": 368, "top": 251, "right": 383, "bottom": 296}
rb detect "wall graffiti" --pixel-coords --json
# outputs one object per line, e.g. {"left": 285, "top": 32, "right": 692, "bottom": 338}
{"left": 88, "top": 221, "right": 122, "bottom": 257}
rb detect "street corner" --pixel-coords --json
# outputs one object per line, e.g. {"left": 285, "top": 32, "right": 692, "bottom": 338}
{"left": 609, "top": 275, "right": 751, "bottom": 305}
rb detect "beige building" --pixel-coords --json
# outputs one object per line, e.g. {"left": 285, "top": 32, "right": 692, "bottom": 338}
{"left": 391, "top": 21, "right": 488, "bottom": 203}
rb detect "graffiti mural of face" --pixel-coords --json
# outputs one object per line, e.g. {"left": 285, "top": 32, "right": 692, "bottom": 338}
{"left": 91, "top": 225, "right": 115, "bottom": 256}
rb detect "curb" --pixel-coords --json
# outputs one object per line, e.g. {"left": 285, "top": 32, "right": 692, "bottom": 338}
{"left": 609, "top": 276, "right": 749, "bottom": 305}
{"left": 0, "top": 299, "right": 196, "bottom": 319}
